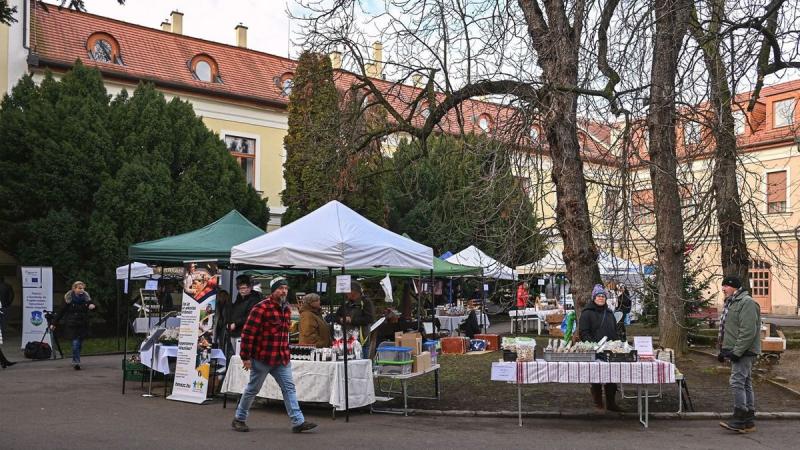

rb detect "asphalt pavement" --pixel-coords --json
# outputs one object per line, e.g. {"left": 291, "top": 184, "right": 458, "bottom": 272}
{"left": 1, "top": 354, "right": 799, "bottom": 450}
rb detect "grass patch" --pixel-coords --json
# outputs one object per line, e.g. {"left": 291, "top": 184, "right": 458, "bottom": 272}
{"left": 55, "top": 336, "right": 139, "bottom": 357}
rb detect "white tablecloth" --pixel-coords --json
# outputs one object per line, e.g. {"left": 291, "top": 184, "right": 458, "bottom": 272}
{"left": 221, "top": 356, "right": 375, "bottom": 411}
{"left": 496, "top": 360, "right": 676, "bottom": 384}
{"left": 139, "top": 344, "right": 226, "bottom": 374}
{"left": 508, "top": 308, "right": 562, "bottom": 320}
{"left": 436, "top": 313, "right": 490, "bottom": 332}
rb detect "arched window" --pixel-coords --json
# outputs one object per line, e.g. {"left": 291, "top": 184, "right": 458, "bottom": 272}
{"left": 190, "top": 54, "right": 220, "bottom": 83}
{"left": 477, "top": 113, "right": 492, "bottom": 132}
{"left": 86, "top": 32, "right": 122, "bottom": 65}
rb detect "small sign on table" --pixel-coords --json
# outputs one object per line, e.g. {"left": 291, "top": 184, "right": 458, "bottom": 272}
{"left": 491, "top": 362, "right": 518, "bottom": 382}
{"left": 634, "top": 336, "right": 654, "bottom": 360}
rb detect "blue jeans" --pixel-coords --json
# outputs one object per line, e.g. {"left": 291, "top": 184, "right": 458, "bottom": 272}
{"left": 71, "top": 337, "right": 82, "bottom": 364}
{"left": 234, "top": 360, "right": 304, "bottom": 426}
{"left": 730, "top": 355, "right": 756, "bottom": 411}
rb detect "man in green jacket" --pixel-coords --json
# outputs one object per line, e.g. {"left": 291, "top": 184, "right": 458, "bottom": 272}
{"left": 717, "top": 276, "right": 761, "bottom": 433}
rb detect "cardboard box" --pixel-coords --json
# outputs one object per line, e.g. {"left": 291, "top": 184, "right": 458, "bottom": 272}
{"left": 441, "top": 336, "right": 468, "bottom": 354}
{"left": 413, "top": 351, "right": 432, "bottom": 373}
{"left": 761, "top": 337, "right": 786, "bottom": 352}
{"left": 399, "top": 334, "right": 423, "bottom": 356}
{"left": 475, "top": 333, "right": 500, "bottom": 351}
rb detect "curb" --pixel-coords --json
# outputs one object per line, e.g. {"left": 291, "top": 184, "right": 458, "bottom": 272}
{"left": 380, "top": 408, "right": 800, "bottom": 420}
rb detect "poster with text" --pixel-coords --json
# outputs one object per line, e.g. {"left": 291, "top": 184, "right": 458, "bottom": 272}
{"left": 21, "top": 267, "right": 53, "bottom": 349}
{"left": 167, "top": 263, "right": 218, "bottom": 404}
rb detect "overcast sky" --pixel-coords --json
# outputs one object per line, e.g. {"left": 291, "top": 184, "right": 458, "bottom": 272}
{"left": 80, "top": 1, "right": 296, "bottom": 58}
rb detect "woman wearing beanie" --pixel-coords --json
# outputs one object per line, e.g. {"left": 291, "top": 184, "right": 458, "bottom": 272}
{"left": 579, "top": 284, "right": 621, "bottom": 411}
{"left": 51, "top": 281, "right": 95, "bottom": 370}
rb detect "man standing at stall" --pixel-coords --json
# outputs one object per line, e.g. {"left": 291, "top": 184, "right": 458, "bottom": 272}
{"left": 231, "top": 278, "right": 317, "bottom": 434}
{"left": 336, "top": 281, "right": 375, "bottom": 358}
{"left": 718, "top": 275, "right": 761, "bottom": 433}
{"left": 225, "top": 275, "right": 262, "bottom": 354}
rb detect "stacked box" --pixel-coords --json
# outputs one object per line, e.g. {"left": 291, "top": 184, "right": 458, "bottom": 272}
{"left": 474, "top": 333, "right": 500, "bottom": 351}
{"left": 441, "top": 336, "right": 469, "bottom": 354}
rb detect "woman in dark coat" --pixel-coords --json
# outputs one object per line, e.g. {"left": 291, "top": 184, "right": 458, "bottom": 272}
{"left": 579, "top": 284, "right": 621, "bottom": 412}
{"left": 52, "top": 281, "right": 95, "bottom": 370}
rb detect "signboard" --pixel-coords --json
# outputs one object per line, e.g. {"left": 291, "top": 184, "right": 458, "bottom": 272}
{"left": 168, "top": 263, "right": 218, "bottom": 404}
{"left": 335, "top": 275, "right": 352, "bottom": 294}
{"left": 21, "top": 267, "right": 53, "bottom": 350}
{"left": 379, "top": 274, "right": 393, "bottom": 303}
{"left": 144, "top": 279, "right": 159, "bottom": 291}
{"left": 491, "top": 362, "right": 517, "bottom": 382}
{"left": 633, "top": 336, "right": 654, "bottom": 359}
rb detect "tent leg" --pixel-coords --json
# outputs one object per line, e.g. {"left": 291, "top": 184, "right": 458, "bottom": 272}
{"left": 123, "top": 262, "right": 132, "bottom": 395}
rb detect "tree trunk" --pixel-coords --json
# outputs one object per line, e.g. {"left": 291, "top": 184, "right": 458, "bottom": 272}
{"left": 648, "top": 0, "right": 690, "bottom": 353}
{"left": 690, "top": 1, "right": 751, "bottom": 290}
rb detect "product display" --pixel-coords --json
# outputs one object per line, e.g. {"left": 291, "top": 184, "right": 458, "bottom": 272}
{"left": 501, "top": 337, "right": 536, "bottom": 362}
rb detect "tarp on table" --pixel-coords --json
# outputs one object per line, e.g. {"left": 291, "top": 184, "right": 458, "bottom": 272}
{"left": 516, "top": 249, "right": 566, "bottom": 275}
{"left": 231, "top": 200, "right": 433, "bottom": 270}
{"left": 128, "top": 210, "right": 265, "bottom": 264}
{"left": 445, "top": 245, "right": 517, "bottom": 280}
{"left": 345, "top": 256, "right": 481, "bottom": 278}
{"left": 115, "top": 262, "right": 154, "bottom": 280}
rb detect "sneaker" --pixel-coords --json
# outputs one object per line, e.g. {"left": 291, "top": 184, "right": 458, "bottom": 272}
{"left": 73, "top": 364, "right": 81, "bottom": 371}
{"left": 291, "top": 422, "right": 318, "bottom": 433}
{"left": 231, "top": 419, "right": 249, "bottom": 432}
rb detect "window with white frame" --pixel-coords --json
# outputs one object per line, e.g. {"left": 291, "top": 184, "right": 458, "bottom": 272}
{"left": 224, "top": 134, "right": 256, "bottom": 186}
{"left": 683, "top": 121, "right": 701, "bottom": 146}
{"left": 766, "top": 170, "right": 787, "bottom": 214}
{"left": 773, "top": 98, "right": 796, "bottom": 128}
{"left": 604, "top": 188, "right": 619, "bottom": 222}
{"left": 732, "top": 110, "right": 746, "bottom": 136}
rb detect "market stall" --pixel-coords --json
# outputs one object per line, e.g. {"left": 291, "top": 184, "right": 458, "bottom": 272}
{"left": 445, "top": 245, "right": 517, "bottom": 281}
{"left": 230, "top": 200, "right": 434, "bottom": 420}
{"left": 122, "top": 210, "right": 266, "bottom": 397}
{"left": 222, "top": 355, "right": 375, "bottom": 413}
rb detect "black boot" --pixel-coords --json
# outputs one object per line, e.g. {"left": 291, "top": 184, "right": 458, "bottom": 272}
{"left": 742, "top": 409, "right": 756, "bottom": 433}
{"left": 0, "top": 349, "right": 16, "bottom": 368}
{"left": 605, "top": 384, "right": 623, "bottom": 412}
{"left": 720, "top": 407, "right": 749, "bottom": 432}
{"left": 590, "top": 384, "right": 604, "bottom": 410}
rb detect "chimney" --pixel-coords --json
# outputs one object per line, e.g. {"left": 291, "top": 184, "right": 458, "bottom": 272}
{"left": 160, "top": 19, "right": 171, "bottom": 32}
{"left": 235, "top": 23, "right": 248, "bottom": 48}
{"left": 170, "top": 10, "right": 183, "bottom": 35}
{"left": 329, "top": 51, "right": 342, "bottom": 70}
{"left": 372, "top": 41, "right": 383, "bottom": 76}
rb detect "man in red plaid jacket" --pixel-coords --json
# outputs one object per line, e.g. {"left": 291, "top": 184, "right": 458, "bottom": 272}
{"left": 232, "top": 278, "right": 317, "bottom": 433}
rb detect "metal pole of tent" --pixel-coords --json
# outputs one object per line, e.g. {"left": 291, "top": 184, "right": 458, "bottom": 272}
{"left": 116, "top": 279, "right": 121, "bottom": 351}
{"left": 222, "top": 264, "right": 236, "bottom": 409}
{"left": 482, "top": 276, "right": 487, "bottom": 334}
{"left": 416, "top": 274, "right": 422, "bottom": 332}
{"left": 430, "top": 269, "right": 434, "bottom": 336}
{"left": 340, "top": 267, "right": 350, "bottom": 422}
{"left": 122, "top": 262, "right": 132, "bottom": 394}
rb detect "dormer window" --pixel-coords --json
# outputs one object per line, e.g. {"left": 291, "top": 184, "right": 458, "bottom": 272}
{"left": 87, "top": 32, "right": 122, "bottom": 65}
{"left": 773, "top": 98, "right": 795, "bottom": 128}
{"left": 278, "top": 72, "right": 294, "bottom": 96}
{"left": 477, "top": 114, "right": 492, "bottom": 133}
{"left": 529, "top": 126, "right": 539, "bottom": 142}
{"left": 683, "top": 121, "right": 701, "bottom": 146}
{"left": 190, "top": 54, "right": 221, "bottom": 83}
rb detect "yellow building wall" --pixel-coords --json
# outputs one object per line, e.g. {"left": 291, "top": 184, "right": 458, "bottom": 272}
{"left": 200, "top": 117, "right": 287, "bottom": 212}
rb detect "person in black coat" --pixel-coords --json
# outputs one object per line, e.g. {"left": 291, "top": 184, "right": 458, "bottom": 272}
{"left": 51, "top": 281, "right": 95, "bottom": 370}
{"left": 224, "top": 275, "right": 262, "bottom": 353}
{"left": 579, "top": 284, "right": 621, "bottom": 412}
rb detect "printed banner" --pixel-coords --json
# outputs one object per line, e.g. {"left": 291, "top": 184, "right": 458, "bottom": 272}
{"left": 21, "top": 267, "right": 53, "bottom": 349}
{"left": 167, "top": 263, "right": 218, "bottom": 404}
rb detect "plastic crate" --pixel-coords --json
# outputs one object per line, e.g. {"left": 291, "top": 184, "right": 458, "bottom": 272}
{"left": 375, "top": 362, "right": 413, "bottom": 375}
{"left": 376, "top": 346, "right": 413, "bottom": 362}
{"left": 542, "top": 351, "right": 596, "bottom": 362}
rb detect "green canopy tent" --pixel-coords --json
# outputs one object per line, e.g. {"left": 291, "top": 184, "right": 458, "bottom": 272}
{"left": 128, "top": 210, "right": 265, "bottom": 264}
{"left": 345, "top": 257, "right": 480, "bottom": 278}
{"left": 122, "top": 210, "right": 266, "bottom": 395}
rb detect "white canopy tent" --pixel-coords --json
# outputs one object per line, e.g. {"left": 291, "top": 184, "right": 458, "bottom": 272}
{"left": 231, "top": 200, "right": 433, "bottom": 270}
{"left": 445, "top": 245, "right": 517, "bottom": 280}
{"left": 597, "top": 252, "right": 644, "bottom": 287}
{"left": 115, "top": 262, "right": 154, "bottom": 280}
{"left": 515, "top": 249, "right": 566, "bottom": 275}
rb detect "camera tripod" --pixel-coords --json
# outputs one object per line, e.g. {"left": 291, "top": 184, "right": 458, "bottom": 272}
{"left": 42, "top": 314, "right": 64, "bottom": 360}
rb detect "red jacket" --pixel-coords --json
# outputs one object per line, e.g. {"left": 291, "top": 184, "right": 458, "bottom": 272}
{"left": 239, "top": 296, "right": 291, "bottom": 366}
{"left": 516, "top": 284, "right": 529, "bottom": 308}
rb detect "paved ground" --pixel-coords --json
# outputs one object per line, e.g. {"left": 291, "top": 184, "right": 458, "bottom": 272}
{"left": 1, "top": 354, "right": 799, "bottom": 450}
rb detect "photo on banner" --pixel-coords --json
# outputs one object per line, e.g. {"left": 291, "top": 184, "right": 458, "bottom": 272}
{"left": 168, "top": 262, "right": 218, "bottom": 404}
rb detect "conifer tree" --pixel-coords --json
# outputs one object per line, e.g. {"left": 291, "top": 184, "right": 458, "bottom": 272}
{"left": 281, "top": 51, "right": 340, "bottom": 225}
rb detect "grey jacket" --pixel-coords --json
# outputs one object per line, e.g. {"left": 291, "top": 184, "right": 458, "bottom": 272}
{"left": 721, "top": 289, "right": 761, "bottom": 357}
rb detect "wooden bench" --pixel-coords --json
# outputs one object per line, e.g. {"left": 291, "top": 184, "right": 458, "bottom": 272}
{"left": 687, "top": 307, "right": 719, "bottom": 328}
